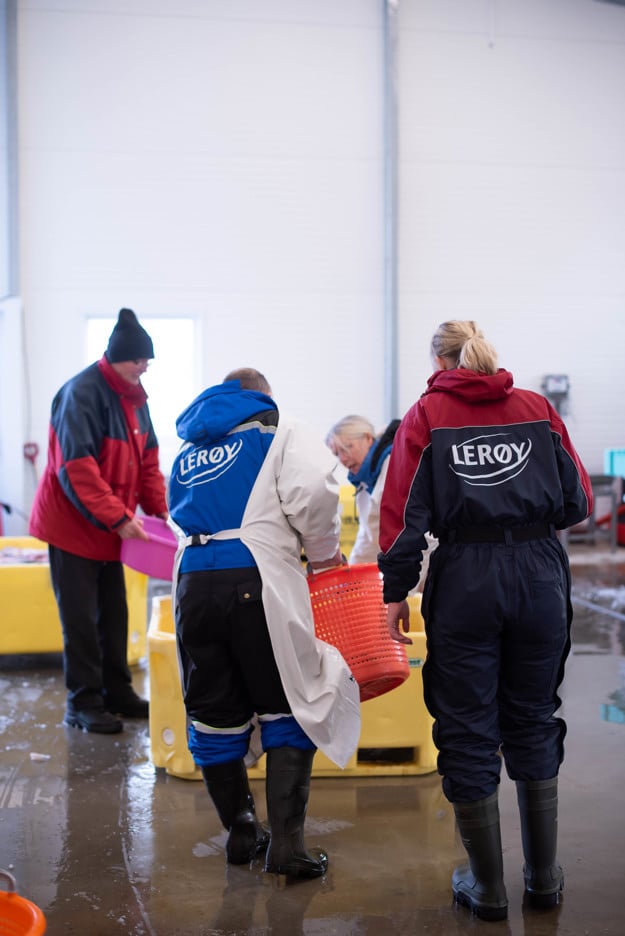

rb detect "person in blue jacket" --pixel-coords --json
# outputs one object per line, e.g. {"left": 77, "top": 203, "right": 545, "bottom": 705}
{"left": 326, "top": 414, "right": 437, "bottom": 586}
{"left": 325, "top": 415, "right": 399, "bottom": 565}
{"left": 378, "top": 321, "right": 593, "bottom": 921}
{"left": 168, "top": 368, "right": 360, "bottom": 881}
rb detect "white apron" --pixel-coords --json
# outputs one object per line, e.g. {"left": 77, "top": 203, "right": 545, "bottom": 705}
{"left": 171, "top": 415, "right": 361, "bottom": 769}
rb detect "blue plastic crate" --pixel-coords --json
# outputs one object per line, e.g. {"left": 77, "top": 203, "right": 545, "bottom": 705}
{"left": 604, "top": 448, "right": 625, "bottom": 477}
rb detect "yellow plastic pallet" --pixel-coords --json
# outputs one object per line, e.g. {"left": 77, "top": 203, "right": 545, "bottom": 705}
{"left": 338, "top": 483, "right": 358, "bottom": 559}
{"left": 0, "top": 535, "right": 149, "bottom": 665}
{"left": 147, "top": 592, "right": 436, "bottom": 780}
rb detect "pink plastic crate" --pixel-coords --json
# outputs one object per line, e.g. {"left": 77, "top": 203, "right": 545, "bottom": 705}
{"left": 121, "top": 516, "right": 177, "bottom": 580}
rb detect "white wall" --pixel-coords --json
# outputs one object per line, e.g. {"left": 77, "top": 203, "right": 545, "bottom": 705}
{"left": 16, "top": 0, "right": 386, "bottom": 453}
{"left": 3, "top": 0, "right": 625, "bottom": 531}
{"left": 0, "top": 0, "right": 10, "bottom": 301}
{"left": 398, "top": 0, "right": 625, "bottom": 468}
{"left": 0, "top": 298, "right": 27, "bottom": 534}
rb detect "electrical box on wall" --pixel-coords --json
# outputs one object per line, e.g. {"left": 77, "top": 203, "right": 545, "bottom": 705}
{"left": 541, "top": 374, "right": 569, "bottom": 414}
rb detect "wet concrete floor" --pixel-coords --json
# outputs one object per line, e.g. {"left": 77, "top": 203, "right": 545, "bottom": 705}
{"left": 1, "top": 546, "right": 625, "bottom": 935}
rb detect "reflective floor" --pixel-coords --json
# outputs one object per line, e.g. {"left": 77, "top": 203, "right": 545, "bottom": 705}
{"left": 1, "top": 545, "right": 625, "bottom": 935}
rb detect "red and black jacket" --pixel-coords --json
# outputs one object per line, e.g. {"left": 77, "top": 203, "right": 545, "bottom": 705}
{"left": 30, "top": 356, "right": 167, "bottom": 561}
{"left": 378, "top": 367, "right": 593, "bottom": 602}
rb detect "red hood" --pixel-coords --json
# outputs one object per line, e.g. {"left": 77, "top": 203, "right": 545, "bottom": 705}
{"left": 424, "top": 367, "right": 514, "bottom": 403}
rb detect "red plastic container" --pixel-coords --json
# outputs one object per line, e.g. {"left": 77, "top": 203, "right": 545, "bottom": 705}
{"left": 120, "top": 516, "right": 177, "bottom": 580}
{"left": 0, "top": 870, "right": 47, "bottom": 936}
{"left": 308, "top": 563, "right": 410, "bottom": 702}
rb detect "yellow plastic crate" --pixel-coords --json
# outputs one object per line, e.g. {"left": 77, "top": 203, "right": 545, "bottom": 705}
{"left": 148, "top": 594, "right": 200, "bottom": 779}
{"left": 148, "top": 593, "right": 436, "bottom": 780}
{"left": 338, "top": 483, "right": 358, "bottom": 559}
{"left": 0, "top": 536, "right": 148, "bottom": 665}
{"left": 125, "top": 565, "right": 150, "bottom": 665}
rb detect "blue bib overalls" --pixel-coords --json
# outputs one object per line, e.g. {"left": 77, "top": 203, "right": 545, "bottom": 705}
{"left": 421, "top": 531, "right": 571, "bottom": 803}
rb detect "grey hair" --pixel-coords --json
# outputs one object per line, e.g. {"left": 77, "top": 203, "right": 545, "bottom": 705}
{"left": 431, "top": 320, "right": 498, "bottom": 375}
{"left": 223, "top": 367, "right": 272, "bottom": 395}
{"left": 325, "top": 414, "right": 375, "bottom": 449}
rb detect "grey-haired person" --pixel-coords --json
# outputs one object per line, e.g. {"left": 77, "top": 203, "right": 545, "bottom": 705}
{"left": 326, "top": 414, "right": 436, "bottom": 587}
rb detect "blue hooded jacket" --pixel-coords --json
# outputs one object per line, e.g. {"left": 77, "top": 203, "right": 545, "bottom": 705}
{"left": 169, "top": 380, "right": 279, "bottom": 573}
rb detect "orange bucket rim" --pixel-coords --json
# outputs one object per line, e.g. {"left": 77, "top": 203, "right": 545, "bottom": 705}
{"left": 0, "top": 870, "right": 47, "bottom": 936}
{"left": 307, "top": 562, "right": 381, "bottom": 585}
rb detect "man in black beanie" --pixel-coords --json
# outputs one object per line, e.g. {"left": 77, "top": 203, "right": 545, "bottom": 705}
{"left": 30, "top": 308, "right": 168, "bottom": 733}
{"left": 106, "top": 307, "right": 155, "bottom": 362}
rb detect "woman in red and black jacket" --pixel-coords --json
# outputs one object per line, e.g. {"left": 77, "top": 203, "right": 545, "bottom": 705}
{"left": 378, "top": 320, "right": 592, "bottom": 922}
{"left": 30, "top": 309, "right": 168, "bottom": 734}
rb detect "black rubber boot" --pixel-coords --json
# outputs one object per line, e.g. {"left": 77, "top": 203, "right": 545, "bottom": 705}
{"left": 264, "top": 746, "right": 328, "bottom": 879}
{"left": 201, "top": 760, "right": 269, "bottom": 865}
{"left": 516, "top": 777, "right": 564, "bottom": 908}
{"left": 452, "top": 792, "right": 508, "bottom": 922}
{"left": 65, "top": 703, "right": 123, "bottom": 734}
{"left": 103, "top": 688, "right": 149, "bottom": 718}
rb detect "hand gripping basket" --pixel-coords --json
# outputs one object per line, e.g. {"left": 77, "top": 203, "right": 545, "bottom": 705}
{"left": 0, "top": 871, "right": 46, "bottom": 936}
{"left": 307, "top": 563, "right": 410, "bottom": 702}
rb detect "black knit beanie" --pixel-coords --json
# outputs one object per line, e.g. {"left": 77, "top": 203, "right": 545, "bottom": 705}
{"left": 106, "top": 308, "right": 154, "bottom": 362}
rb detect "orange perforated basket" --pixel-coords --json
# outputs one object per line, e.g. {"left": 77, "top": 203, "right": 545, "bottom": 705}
{"left": 0, "top": 871, "right": 46, "bottom": 936}
{"left": 308, "top": 563, "right": 409, "bottom": 702}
